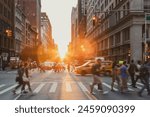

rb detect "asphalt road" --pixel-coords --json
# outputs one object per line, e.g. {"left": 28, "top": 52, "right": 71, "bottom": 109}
{"left": 0, "top": 69, "right": 150, "bottom": 100}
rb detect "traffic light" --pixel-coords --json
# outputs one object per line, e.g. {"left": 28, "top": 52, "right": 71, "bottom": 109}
{"left": 5, "top": 29, "right": 12, "bottom": 37}
{"left": 92, "top": 16, "right": 96, "bottom": 26}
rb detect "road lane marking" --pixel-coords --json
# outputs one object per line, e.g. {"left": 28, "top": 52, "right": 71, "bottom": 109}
{"left": 102, "top": 82, "right": 118, "bottom": 91}
{"left": 0, "top": 84, "right": 6, "bottom": 88}
{"left": 136, "top": 82, "right": 144, "bottom": 86}
{"left": 33, "top": 83, "right": 45, "bottom": 93}
{"left": 66, "top": 82, "right": 72, "bottom": 92}
{"left": 49, "top": 82, "right": 57, "bottom": 93}
{"left": 0, "top": 84, "right": 18, "bottom": 95}
{"left": 78, "top": 82, "right": 88, "bottom": 92}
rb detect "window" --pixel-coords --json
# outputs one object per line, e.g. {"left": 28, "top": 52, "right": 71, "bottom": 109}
{"left": 0, "top": 3, "right": 3, "bottom": 14}
{"left": 115, "top": 32, "right": 121, "bottom": 44}
{"left": 123, "top": 28, "right": 130, "bottom": 42}
{"left": 4, "top": 7, "right": 7, "bottom": 18}
{"left": 0, "top": 35, "right": 2, "bottom": 47}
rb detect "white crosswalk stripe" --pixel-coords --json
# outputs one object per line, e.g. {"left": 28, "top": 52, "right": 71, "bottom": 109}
{"left": 103, "top": 82, "right": 118, "bottom": 91}
{"left": 66, "top": 82, "right": 72, "bottom": 92}
{"left": 0, "top": 81, "right": 149, "bottom": 95}
{"left": 136, "top": 82, "right": 143, "bottom": 86}
{"left": 78, "top": 82, "right": 88, "bottom": 92}
{"left": 33, "top": 83, "right": 45, "bottom": 93}
{"left": 0, "top": 84, "right": 18, "bottom": 95}
{"left": 0, "top": 84, "right": 6, "bottom": 88}
{"left": 49, "top": 82, "right": 57, "bottom": 93}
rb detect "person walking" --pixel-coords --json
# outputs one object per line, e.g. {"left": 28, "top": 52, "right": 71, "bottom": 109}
{"left": 21, "top": 62, "right": 32, "bottom": 94}
{"left": 12, "top": 63, "right": 24, "bottom": 94}
{"left": 128, "top": 60, "right": 137, "bottom": 88}
{"left": 135, "top": 60, "right": 142, "bottom": 85}
{"left": 90, "top": 59, "right": 103, "bottom": 94}
{"left": 138, "top": 61, "right": 150, "bottom": 97}
{"left": 120, "top": 61, "right": 129, "bottom": 93}
{"left": 111, "top": 62, "right": 121, "bottom": 91}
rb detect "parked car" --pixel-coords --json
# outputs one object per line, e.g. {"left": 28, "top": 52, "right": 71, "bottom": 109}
{"left": 9, "top": 57, "right": 20, "bottom": 69}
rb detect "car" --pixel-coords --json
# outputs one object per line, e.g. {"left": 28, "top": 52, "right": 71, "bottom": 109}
{"left": 40, "top": 62, "right": 55, "bottom": 70}
{"left": 75, "top": 60, "right": 113, "bottom": 76}
{"left": 75, "top": 60, "right": 95, "bottom": 76}
{"left": 101, "top": 61, "right": 113, "bottom": 76}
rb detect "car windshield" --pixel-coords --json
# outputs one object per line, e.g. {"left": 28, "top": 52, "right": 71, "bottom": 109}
{"left": 81, "top": 60, "right": 94, "bottom": 67}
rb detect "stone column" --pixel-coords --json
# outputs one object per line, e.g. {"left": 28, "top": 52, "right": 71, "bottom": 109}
{"left": 130, "top": 24, "right": 143, "bottom": 62}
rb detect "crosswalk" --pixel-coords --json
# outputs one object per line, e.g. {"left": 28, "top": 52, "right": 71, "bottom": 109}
{"left": 0, "top": 81, "right": 148, "bottom": 96}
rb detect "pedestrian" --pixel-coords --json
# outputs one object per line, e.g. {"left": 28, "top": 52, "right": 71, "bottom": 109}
{"left": 111, "top": 62, "right": 121, "bottom": 91}
{"left": 21, "top": 62, "right": 32, "bottom": 94}
{"left": 128, "top": 60, "right": 137, "bottom": 88}
{"left": 135, "top": 60, "right": 142, "bottom": 85}
{"left": 138, "top": 61, "right": 150, "bottom": 97}
{"left": 120, "top": 61, "right": 129, "bottom": 93}
{"left": 12, "top": 62, "right": 24, "bottom": 94}
{"left": 90, "top": 59, "right": 103, "bottom": 94}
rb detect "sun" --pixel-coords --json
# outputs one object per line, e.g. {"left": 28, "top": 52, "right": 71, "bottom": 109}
{"left": 58, "top": 49, "right": 67, "bottom": 60}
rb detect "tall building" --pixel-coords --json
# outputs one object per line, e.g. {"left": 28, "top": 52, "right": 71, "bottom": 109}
{"left": 0, "top": 0, "right": 15, "bottom": 66}
{"left": 71, "top": 0, "right": 87, "bottom": 60}
{"left": 71, "top": 7, "right": 78, "bottom": 57}
{"left": 41, "top": 12, "right": 54, "bottom": 52}
{"left": 15, "top": 0, "right": 37, "bottom": 58}
{"left": 86, "top": 0, "right": 150, "bottom": 62}
{"left": 17, "top": 0, "right": 41, "bottom": 45}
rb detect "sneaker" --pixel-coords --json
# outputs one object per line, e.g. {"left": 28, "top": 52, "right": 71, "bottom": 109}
{"left": 90, "top": 85, "right": 92, "bottom": 93}
{"left": 133, "top": 86, "right": 137, "bottom": 88}
{"left": 97, "top": 89, "right": 103, "bottom": 92}
{"left": 90, "top": 92, "right": 96, "bottom": 95}
{"left": 111, "top": 89, "right": 115, "bottom": 92}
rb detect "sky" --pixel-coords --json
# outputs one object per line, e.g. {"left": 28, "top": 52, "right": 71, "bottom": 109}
{"left": 41, "top": 0, "right": 77, "bottom": 58}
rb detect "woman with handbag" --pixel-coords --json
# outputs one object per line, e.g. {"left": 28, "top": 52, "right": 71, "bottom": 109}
{"left": 21, "top": 62, "right": 32, "bottom": 94}
{"left": 12, "top": 63, "right": 24, "bottom": 94}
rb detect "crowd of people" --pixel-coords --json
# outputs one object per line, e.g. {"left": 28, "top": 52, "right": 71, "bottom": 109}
{"left": 90, "top": 59, "right": 150, "bottom": 97}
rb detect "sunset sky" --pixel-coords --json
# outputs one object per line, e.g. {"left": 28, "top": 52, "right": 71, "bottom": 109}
{"left": 41, "top": 0, "right": 77, "bottom": 58}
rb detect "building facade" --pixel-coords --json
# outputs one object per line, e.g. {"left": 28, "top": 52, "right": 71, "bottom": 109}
{"left": 17, "top": 0, "right": 41, "bottom": 45}
{"left": 41, "top": 12, "right": 54, "bottom": 53}
{"left": 0, "top": 0, "right": 15, "bottom": 67}
{"left": 85, "top": 0, "right": 150, "bottom": 62}
{"left": 15, "top": 0, "right": 37, "bottom": 58}
{"left": 71, "top": 0, "right": 88, "bottom": 61}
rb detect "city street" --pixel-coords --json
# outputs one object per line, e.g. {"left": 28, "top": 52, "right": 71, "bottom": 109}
{"left": 0, "top": 69, "right": 149, "bottom": 100}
